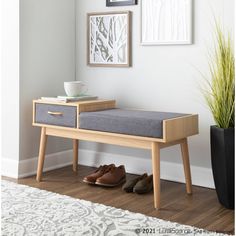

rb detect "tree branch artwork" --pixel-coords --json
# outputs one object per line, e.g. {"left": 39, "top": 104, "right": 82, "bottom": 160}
{"left": 88, "top": 12, "right": 131, "bottom": 67}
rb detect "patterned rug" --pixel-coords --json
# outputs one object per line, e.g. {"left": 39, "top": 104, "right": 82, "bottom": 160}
{"left": 1, "top": 180, "right": 228, "bottom": 236}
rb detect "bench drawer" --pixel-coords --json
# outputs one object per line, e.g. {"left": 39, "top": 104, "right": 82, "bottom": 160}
{"left": 35, "top": 103, "right": 77, "bottom": 128}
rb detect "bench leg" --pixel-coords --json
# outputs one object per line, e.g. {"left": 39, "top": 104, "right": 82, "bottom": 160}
{"left": 36, "top": 127, "right": 47, "bottom": 182}
{"left": 73, "top": 139, "right": 79, "bottom": 172}
{"left": 181, "top": 138, "right": 192, "bottom": 194}
{"left": 151, "top": 142, "right": 161, "bottom": 209}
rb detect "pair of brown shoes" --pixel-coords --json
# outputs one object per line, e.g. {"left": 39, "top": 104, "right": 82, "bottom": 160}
{"left": 122, "top": 173, "right": 153, "bottom": 194}
{"left": 83, "top": 164, "right": 126, "bottom": 187}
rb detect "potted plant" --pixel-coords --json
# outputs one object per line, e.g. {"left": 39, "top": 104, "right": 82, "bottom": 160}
{"left": 203, "top": 24, "right": 235, "bottom": 209}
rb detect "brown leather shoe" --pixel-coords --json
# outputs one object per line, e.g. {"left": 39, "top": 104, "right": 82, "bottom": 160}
{"left": 83, "top": 164, "right": 115, "bottom": 184}
{"left": 95, "top": 165, "right": 126, "bottom": 187}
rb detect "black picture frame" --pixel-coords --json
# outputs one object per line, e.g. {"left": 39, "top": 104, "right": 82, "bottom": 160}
{"left": 106, "top": 0, "right": 137, "bottom": 7}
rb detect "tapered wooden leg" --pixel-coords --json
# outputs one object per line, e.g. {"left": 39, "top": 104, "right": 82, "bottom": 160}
{"left": 36, "top": 127, "right": 47, "bottom": 182}
{"left": 151, "top": 142, "right": 161, "bottom": 209}
{"left": 181, "top": 138, "right": 192, "bottom": 194}
{"left": 73, "top": 139, "right": 78, "bottom": 172}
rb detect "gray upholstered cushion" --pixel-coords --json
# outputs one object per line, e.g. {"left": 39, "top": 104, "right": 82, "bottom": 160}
{"left": 79, "top": 109, "right": 188, "bottom": 138}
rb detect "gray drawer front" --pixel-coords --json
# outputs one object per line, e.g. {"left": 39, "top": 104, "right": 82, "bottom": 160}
{"left": 35, "top": 104, "right": 77, "bottom": 128}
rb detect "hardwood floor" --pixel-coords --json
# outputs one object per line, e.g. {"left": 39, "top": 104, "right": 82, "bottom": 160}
{"left": 3, "top": 165, "right": 234, "bottom": 235}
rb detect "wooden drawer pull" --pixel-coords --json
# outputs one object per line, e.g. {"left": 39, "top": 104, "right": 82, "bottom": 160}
{"left": 47, "top": 111, "right": 63, "bottom": 116}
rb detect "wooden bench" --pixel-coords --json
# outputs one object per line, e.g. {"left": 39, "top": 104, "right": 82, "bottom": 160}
{"left": 33, "top": 99, "right": 199, "bottom": 209}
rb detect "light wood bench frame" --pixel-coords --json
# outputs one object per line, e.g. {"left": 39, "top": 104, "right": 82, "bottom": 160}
{"left": 33, "top": 99, "right": 199, "bottom": 209}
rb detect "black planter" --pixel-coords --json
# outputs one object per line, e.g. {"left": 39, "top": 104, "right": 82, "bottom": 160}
{"left": 210, "top": 125, "right": 235, "bottom": 209}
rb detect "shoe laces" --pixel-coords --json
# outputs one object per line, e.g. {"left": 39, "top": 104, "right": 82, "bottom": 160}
{"left": 107, "top": 166, "right": 116, "bottom": 173}
{"left": 105, "top": 165, "right": 119, "bottom": 174}
{"left": 95, "top": 165, "right": 107, "bottom": 173}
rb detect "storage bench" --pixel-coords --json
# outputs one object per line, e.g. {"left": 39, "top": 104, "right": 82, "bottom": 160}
{"left": 33, "top": 99, "right": 199, "bottom": 209}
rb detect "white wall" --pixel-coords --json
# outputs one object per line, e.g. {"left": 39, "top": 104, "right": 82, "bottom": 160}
{"left": 19, "top": 0, "right": 76, "bottom": 161}
{"left": 1, "top": 0, "right": 76, "bottom": 177}
{"left": 75, "top": 0, "right": 234, "bottom": 186}
{"left": 1, "top": 0, "right": 20, "bottom": 177}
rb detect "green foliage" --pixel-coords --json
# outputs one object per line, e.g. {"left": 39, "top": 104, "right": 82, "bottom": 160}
{"left": 203, "top": 24, "right": 235, "bottom": 128}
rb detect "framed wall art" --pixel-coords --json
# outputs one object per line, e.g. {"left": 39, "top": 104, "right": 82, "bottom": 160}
{"left": 141, "top": 0, "right": 192, "bottom": 45}
{"left": 106, "top": 0, "right": 137, "bottom": 7}
{"left": 87, "top": 11, "right": 131, "bottom": 67}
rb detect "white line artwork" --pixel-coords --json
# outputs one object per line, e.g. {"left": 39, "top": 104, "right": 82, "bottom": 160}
{"left": 88, "top": 12, "right": 130, "bottom": 66}
{"left": 141, "top": 0, "right": 192, "bottom": 45}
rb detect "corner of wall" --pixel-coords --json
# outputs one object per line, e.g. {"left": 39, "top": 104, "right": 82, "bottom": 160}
{"left": 1, "top": 157, "right": 19, "bottom": 179}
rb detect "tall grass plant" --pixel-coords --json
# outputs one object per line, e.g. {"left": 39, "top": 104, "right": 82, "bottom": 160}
{"left": 203, "top": 24, "right": 235, "bottom": 128}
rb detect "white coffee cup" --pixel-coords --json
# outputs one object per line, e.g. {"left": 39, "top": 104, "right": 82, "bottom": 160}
{"left": 64, "top": 81, "right": 87, "bottom": 97}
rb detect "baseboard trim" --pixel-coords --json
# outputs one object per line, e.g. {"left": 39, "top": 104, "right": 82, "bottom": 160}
{"left": 2, "top": 150, "right": 73, "bottom": 179}
{"left": 5, "top": 149, "right": 215, "bottom": 189}
{"left": 1, "top": 157, "right": 19, "bottom": 179}
{"left": 18, "top": 150, "right": 73, "bottom": 178}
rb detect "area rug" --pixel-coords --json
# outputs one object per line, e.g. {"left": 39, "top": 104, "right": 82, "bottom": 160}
{"left": 1, "top": 180, "right": 228, "bottom": 236}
